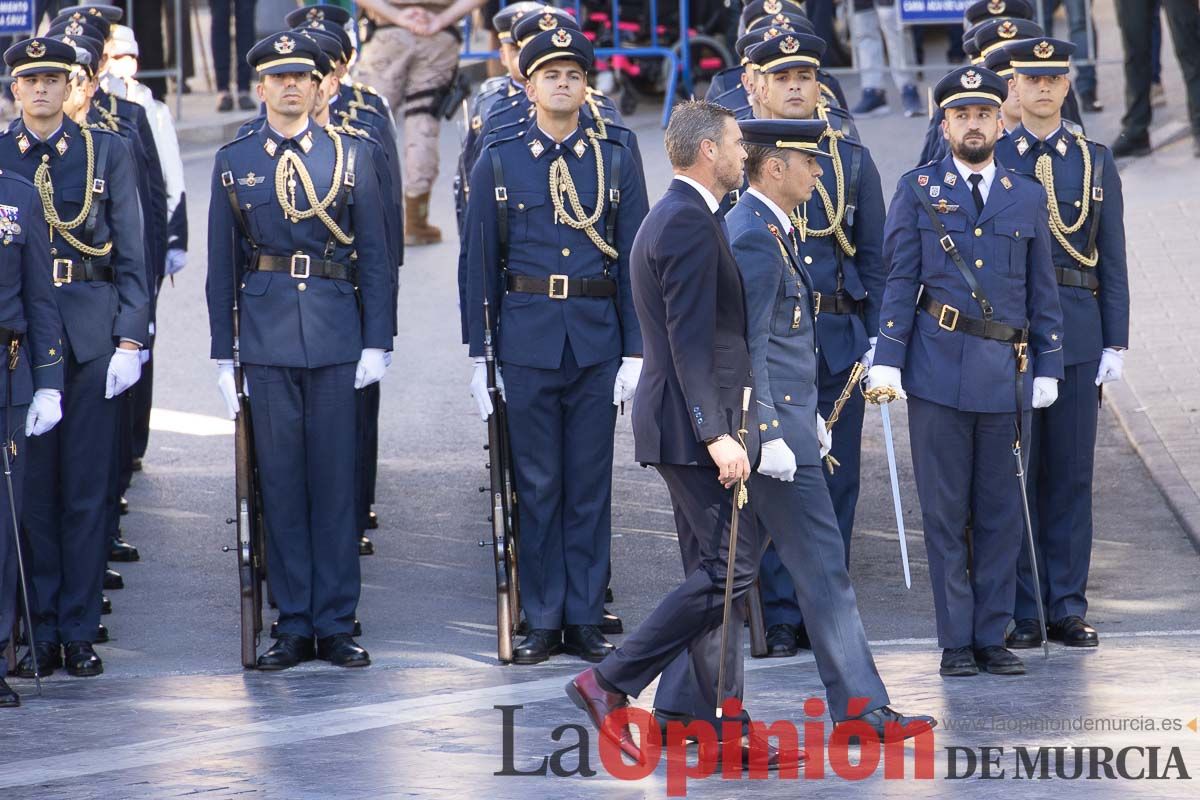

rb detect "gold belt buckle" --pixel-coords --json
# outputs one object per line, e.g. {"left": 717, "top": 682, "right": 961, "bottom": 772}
{"left": 937, "top": 303, "right": 960, "bottom": 332}
{"left": 290, "top": 253, "right": 311, "bottom": 279}
{"left": 548, "top": 274, "right": 569, "bottom": 300}
{"left": 52, "top": 258, "right": 73, "bottom": 285}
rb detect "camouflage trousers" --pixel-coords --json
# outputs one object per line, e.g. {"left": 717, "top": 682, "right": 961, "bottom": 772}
{"left": 355, "top": 27, "right": 459, "bottom": 197}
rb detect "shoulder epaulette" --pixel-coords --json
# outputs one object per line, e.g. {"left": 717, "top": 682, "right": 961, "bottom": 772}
{"left": 353, "top": 82, "right": 378, "bottom": 96}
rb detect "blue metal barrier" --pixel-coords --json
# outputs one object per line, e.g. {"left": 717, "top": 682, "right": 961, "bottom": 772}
{"left": 459, "top": 0, "right": 692, "bottom": 126}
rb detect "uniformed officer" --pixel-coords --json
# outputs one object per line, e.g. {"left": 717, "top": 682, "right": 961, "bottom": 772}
{"left": 993, "top": 38, "right": 1129, "bottom": 650}
{"left": 463, "top": 28, "right": 648, "bottom": 664}
{"left": 206, "top": 33, "right": 392, "bottom": 670}
{"left": 983, "top": 44, "right": 1025, "bottom": 133}
{"left": 0, "top": 107, "right": 67, "bottom": 708}
{"left": 866, "top": 66, "right": 1064, "bottom": 677}
{"left": 0, "top": 36, "right": 148, "bottom": 679}
{"left": 722, "top": 116, "right": 934, "bottom": 737}
{"left": 740, "top": 31, "right": 886, "bottom": 657}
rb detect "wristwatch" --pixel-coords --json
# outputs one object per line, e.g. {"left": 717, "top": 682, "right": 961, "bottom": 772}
{"left": 704, "top": 433, "right": 730, "bottom": 446}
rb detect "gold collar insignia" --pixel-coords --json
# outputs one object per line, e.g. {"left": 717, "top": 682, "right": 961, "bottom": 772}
{"left": 529, "top": 138, "right": 545, "bottom": 158}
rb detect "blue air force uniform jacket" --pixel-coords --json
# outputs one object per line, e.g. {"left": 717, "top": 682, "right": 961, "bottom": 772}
{"left": 0, "top": 118, "right": 148, "bottom": 364}
{"left": 727, "top": 191, "right": 821, "bottom": 466}
{"left": 874, "top": 155, "right": 1064, "bottom": 411}
{"left": 464, "top": 120, "right": 647, "bottom": 370}
{"left": 994, "top": 124, "right": 1128, "bottom": 366}
{"left": 0, "top": 171, "right": 65, "bottom": 403}
{"left": 206, "top": 121, "right": 393, "bottom": 368}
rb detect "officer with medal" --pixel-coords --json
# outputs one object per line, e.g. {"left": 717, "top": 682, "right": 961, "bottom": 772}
{"left": 993, "top": 38, "right": 1128, "bottom": 650}
{"left": 725, "top": 116, "right": 935, "bottom": 738}
{"left": 866, "top": 66, "right": 1064, "bottom": 678}
{"left": 740, "top": 31, "right": 886, "bottom": 658}
{"left": 0, "top": 36, "right": 148, "bottom": 679}
{"left": 463, "top": 28, "right": 648, "bottom": 665}
{"left": 206, "top": 33, "right": 392, "bottom": 670}
{"left": 0, "top": 92, "right": 66, "bottom": 709}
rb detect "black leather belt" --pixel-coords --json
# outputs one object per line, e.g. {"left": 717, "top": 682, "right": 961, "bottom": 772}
{"left": 51, "top": 257, "right": 113, "bottom": 285}
{"left": 815, "top": 292, "right": 863, "bottom": 316}
{"left": 507, "top": 273, "right": 616, "bottom": 300}
{"left": 1055, "top": 266, "right": 1100, "bottom": 291}
{"left": 919, "top": 292, "right": 1026, "bottom": 344}
{"left": 252, "top": 253, "right": 356, "bottom": 283}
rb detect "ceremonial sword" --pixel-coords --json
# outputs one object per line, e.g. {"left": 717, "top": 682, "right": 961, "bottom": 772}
{"left": 865, "top": 384, "right": 912, "bottom": 590}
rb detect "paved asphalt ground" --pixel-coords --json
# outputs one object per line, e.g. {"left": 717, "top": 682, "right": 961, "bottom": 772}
{"left": 3, "top": 6, "right": 1200, "bottom": 797}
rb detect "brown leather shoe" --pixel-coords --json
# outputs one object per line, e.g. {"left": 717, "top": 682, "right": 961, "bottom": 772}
{"left": 565, "top": 668, "right": 641, "bottom": 763}
{"left": 404, "top": 192, "right": 442, "bottom": 245}
{"left": 696, "top": 733, "right": 802, "bottom": 772}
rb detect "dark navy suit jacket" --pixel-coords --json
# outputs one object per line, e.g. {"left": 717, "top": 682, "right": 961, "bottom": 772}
{"left": 630, "top": 179, "right": 760, "bottom": 467}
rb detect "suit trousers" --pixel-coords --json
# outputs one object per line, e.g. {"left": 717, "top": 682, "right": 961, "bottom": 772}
{"left": 598, "top": 463, "right": 762, "bottom": 732}
{"left": 502, "top": 343, "right": 619, "bottom": 629}
{"left": 908, "top": 396, "right": 1029, "bottom": 649}
{"left": 25, "top": 352, "right": 116, "bottom": 644}
{"left": 244, "top": 362, "right": 360, "bottom": 639}
{"left": 1115, "top": 0, "right": 1200, "bottom": 137}
{"left": 1016, "top": 359, "right": 1100, "bottom": 622}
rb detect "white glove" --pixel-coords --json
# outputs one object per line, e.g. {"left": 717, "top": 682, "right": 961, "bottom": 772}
{"left": 354, "top": 348, "right": 388, "bottom": 389}
{"left": 865, "top": 364, "right": 906, "bottom": 402}
{"left": 1032, "top": 376, "right": 1059, "bottom": 409}
{"left": 217, "top": 359, "right": 239, "bottom": 418}
{"left": 139, "top": 348, "right": 151, "bottom": 365}
{"left": 613, "top": 356, "right": 642, "bottom": 405}
{"left": 165, "top": 248, "right": 187, "bottom": 276}
{"left": 383, "top": 351, "right": 393, "bottom": 368}
{"left": 470, "top": 357, "right": 506, "bottom": 420}
{"left": 816, "top": 412, "right": 833, "bottom": 459}
{"left": 756, "top": 437, "right": 796, "bottom": 482}
{"left": 1095, "top": 348, "right": 1124, "bottom": 386}
{"left": 105, "top": 347, "right": 142, "bottom": 399}
{"left": 860, "top": 336, "right": 877, "bottom": 370}
{"left": 25, "top": 388, "right": 62, "bottom": 437}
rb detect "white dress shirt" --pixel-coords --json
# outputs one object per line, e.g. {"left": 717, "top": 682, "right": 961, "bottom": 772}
{"left": 673, "top": 174, "right": 720, "bottom": 213}
{"left": 952, "top": 157, "right": 997, "bottom": 204}
{"left": 745, "top": 187, "right": 793, "bottom": 235}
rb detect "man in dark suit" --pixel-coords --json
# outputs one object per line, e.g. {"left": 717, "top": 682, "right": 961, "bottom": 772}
{"left": 566, "top": 100, "right": 779, "bottom": 769}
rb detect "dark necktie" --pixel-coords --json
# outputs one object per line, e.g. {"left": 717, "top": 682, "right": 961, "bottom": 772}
{"left": 968, "top": 173, "right": 985, "bottom": 214}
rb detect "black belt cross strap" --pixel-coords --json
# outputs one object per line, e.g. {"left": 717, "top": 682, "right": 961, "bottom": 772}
{"left": 81, "top": 130, "right": 112, "bottom": 252}
{"left": 1083, "top": 140, "right": 1105, "bottom": 266}
{"left": 506, "top": 273, "right": 615, "bottom": 299}
{"left": 488, "top": 147, "right": 509, "bottom": 277}
{"left": 918, "top": 292, "right": 1026, "bottom": 344}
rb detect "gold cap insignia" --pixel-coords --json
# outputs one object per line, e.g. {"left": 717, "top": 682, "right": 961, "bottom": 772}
{"left": 274, "top": 35, "right": 297, "bottom": 54}
{"left": 770, "top": 13, "right": 790, "bottom": 26}
{"left": 764, "top": 0, "right": 783, "bottom": 14}
{"left": 551, "top": 29, "right": 572, "bottom": 48}
{"left": 944, "top": 171, "right": 957, "bottom": 186}
{"left": 66, "top": 20, "right": 84, "bottom": 35}
{"left": 988, "top": 0, "right": 1006, "bottom": 13}
{"left": 763, "top": 27, "right": 782, "bottom": 40}
{"left": 529, "top": 138, "right": 544, "bottom": 157}
{"left": 960, "top": 69, "right": 983, "bottom": 89}
{"left": 998, "top": 21, "right": 1018, "bottom": 39}
{"left": 306, "top": 8, "right": 324, "bottom": 19}
{"left": 538, "top": 12, "right": 558, "bottom": 31}
{"left": 25, "top": 40, "right": 46, "bottom": 59}
{"left": 1033, "top": 40, "right": 1055, "bottom": 59}
{"left": 780, "top": 36, "right": 800, "bottom": 55}
{"left": 573, "top": 138, "right": 586, "bottom": 158}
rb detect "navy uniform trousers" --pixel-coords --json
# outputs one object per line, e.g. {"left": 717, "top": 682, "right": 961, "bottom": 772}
{"left": 26, "top": 352, "right": 118, "bottom": 644}
{"left": 1016, "top": 359, "right": 1099, "bottom": 622}
{"left": 502, "top": 341, "right": 619, "bottom": 630}
{"left": 598, "top": 463, "right": 762, "bottom": 731}
{"left": 908, "top": 396, "right": 1030, "bottom": 649}
{"left": 244, "top": 362, "right": 360, "bottom": 639}
{"left": 0, "top": 410, "right": 27, "bottom": 650}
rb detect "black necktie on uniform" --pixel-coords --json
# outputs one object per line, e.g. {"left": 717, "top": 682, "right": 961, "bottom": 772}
{"left": 968, "top": 173, "right": 985, "bottom": 214}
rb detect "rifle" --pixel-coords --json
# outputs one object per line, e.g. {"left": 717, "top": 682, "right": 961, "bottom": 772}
{"left": 477, "top": 223, "right": 521, "bottom": 663}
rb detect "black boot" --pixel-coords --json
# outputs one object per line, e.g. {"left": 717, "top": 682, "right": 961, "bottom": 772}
{"left": 358, "top": 535, "right": 374, "bottom": 556}
{"left": 108, "top": 536, "right": 139, "bottom": 562}
{"left": 366, "top": 510, "right": 379, "bottom": 530}
{"left": 598, "top": 608, "right": 622, "bottom": 635}
{"left": 104, "top": 568, "right": 124, "bottom": 590}
{"left": 1111, "top": 131, "right": 1151, "bottom": 158}
{"left": 16, "top": 642, "right": 60, "bottom": 678}
{"left": 317, "top": 633, "right": 370, "bottom": 667}
{"left": 64, "top": 641, "right": 104, "bottom": 677}
{"left": 973, "top": 646, "right": 1025, "bottom": 675}
{"left": 763, "top": 623, "right": 799, "bottom": 658}
{"left": 256, "top": 634, "right": 315, "bottom": 671}
{"left": 101, "top": 595, "right": 112, "bottom": 615}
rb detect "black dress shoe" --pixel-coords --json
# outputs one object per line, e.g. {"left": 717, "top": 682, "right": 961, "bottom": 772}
{"left": 563, "top": 625, "right": 614, "bottom": 663}
{"left": 16, "top": 642, "right": 60, "bottom": 678}
{"left": 104, "top": 568, "right": 124, "bottom": 590}
{"left": 605, "top": 586, "right": 614, "bottom": 603}
{"left": 95, "top": 624, "right": 109, "bottom": 643}
{"left": 1048, "top": 616, "right": 1098, "bottom": 647}
{"left": 1111, "top": 131, "right": 1151, "bottom": 158}
{"left": 366, "top": 510, "right": 379, "bottom": 530}
{"left": 1006, "top": 618, "right": 1043, "bottom": 649}
{"left": 317, "top": 633, "right": 370, "bottom": 667}
{"left": 236, "top": 92, "right": 256, "bottom": 111}
{"left": 838, "top": 705, "right": 937, "bottom": 744}
{"left": 108, "top": 537, "right": 139, "bottom": 562}
{"left": 974, "top": 645, "right": 1025, "bottom": 675}
{"left": 0, "top": 677, "right": 18, "bottom": 707}
{"left": 763, "top": 623, "right": 799, "bottom": 658}
{"left": 65, "top": 641, "right": 103, "bottom": 677}
{"left": 358, "top": 535, "right": 375, "bottom": 556}
{"left": 653, "top": 708, "right": 696, "bottom": 740}
{"left": 119, "top": 497, "right": 129, "bottom": 516}
{"left": 599, "top": 608, "right": 623, "bottom": 635}
{"left": 1079, "top": 90, "right": 1104, "bottom": 113}
{"left": 512, "top": 629, "right": 562, "bottom": 665}
{"left": 940, "top": 646, "right": 978, "bottom": 677}
{"left": 131, "top": 457, "right": 143, "bottom": 472}
{"left": 256, "top": 634, "right": 315, "bottom": 670}
{"left": 101, "top": 595, "right": 112, "bottom": 615}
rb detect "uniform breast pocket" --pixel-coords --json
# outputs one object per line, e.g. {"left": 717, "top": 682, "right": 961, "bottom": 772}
{"left": 237, "top": 186, "right": 276, "bottom": 244}
{"left": 771, "top": 279, "right": 808, "bottom": 337}
{"left": 507, "top": 192, "right": 546, "bottom": 243}
{"left": 994, "top": 221, "right": 1035, "bottom": 277}
{"left": 58, "top": 186, "right": 86, "bottom": 221}
{"left": 917, "top": 212, "right": 966, "bottom": 274}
